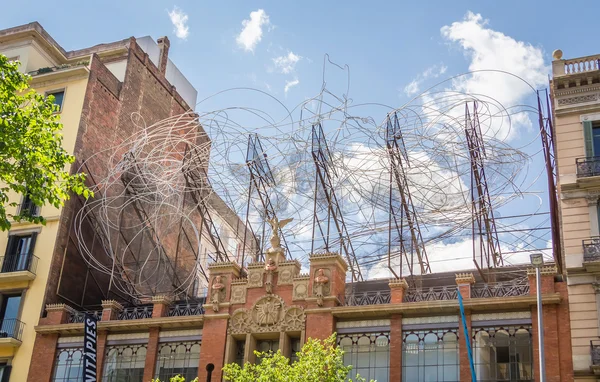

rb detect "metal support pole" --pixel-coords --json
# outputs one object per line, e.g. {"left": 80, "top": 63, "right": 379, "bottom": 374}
{"left": 536, "top": 266, "right": 546, "bottom": 382}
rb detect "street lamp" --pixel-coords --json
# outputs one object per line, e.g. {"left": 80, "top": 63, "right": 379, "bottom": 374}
{"left": 530, "top": 253, "right": 546, "bottom": 382}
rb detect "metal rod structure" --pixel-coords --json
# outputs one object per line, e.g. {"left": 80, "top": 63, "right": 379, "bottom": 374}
{"left": 311, "top": 123, "right": 363, "bottom": 281}
{"left": 465, "top": 101, "right": 503, "bottom": 281}
{"left": 536, "top": 266, "right": 546, "bottom": 382}
{"left": 182, "top": 146, "right": 230, "bottom": 264}
{"left": 245, "top": 134, "right": 291, "bottom": 261}
{"left": 385, "top": 112, "right": 431, "bottom": 277}
{"left": 537, "top": 89, "right": 563, "bottom": 275}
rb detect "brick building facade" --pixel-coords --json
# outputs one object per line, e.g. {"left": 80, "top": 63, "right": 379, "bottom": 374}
{"left": 0, "top": 22, "right": 251, "bottom": 381}
{"left": 28, "top": 249, "right": 573, "bottom": 381}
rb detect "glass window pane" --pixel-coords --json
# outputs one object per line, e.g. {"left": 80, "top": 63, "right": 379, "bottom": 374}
{"left": 402, "top": 329, "right": 459, "bottom": 382}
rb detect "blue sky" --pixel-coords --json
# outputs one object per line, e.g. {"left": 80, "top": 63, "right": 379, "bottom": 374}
{"left": 2, "top": 1, "right": 598, "bottom": 276}
{"left": 1, "top": 0, "right": 597, "bottom": 108}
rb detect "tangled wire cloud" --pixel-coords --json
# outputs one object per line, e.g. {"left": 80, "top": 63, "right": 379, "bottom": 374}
{"left": 74, "top": 65, "right": 552, "bottom": 300}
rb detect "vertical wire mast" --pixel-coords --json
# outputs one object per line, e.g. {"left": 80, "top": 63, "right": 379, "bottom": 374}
{"left": 244, "top": 134, "right": 291, "bottom": 262}
{"left": 311, "top": 123, "right": 363, "bottom": 281}
{"left": 386, "top": 112, "right": 431, "bottom": 277}
{"left": 537, "top": 89, "right": 563, "bottom": 274}
{"left": 465, "top": 101, "right": 503, "bottom": 281}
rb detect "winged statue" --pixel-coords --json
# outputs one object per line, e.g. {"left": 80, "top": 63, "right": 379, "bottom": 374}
{"left": 267, "top": 216, "right": 293, "bottom": 250}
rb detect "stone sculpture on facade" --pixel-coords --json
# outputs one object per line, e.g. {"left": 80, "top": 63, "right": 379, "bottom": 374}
{"left": 266, "top": 216, "right": 293, "bottom": 255}
{"left": 211, "top": 275, "right": 225, "bottom": 312}
{"left": 314, "top": 268, "right": 330, "bottom": 306}
{"left": 264, "top": 258, "right": 277, "bottom": 294}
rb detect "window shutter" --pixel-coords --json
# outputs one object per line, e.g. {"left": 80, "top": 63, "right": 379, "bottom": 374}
{"left": 29, "top": 232, "right": 38, "bottom": 254}
{"left": 583, "top": 121, "right": 594, "bottom": 158}
{"left": 1, "top": 366, "right": 11, "bottom": 382}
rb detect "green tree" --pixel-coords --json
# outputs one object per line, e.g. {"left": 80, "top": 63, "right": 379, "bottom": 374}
{"left": 0, "top": 54, "right": 91, "bottom": 230}
{"left": 152, "top": 376, "right": 198, "bottom": 382}
{"left": 223, "top": 334, "right": 373, "bottom": 382}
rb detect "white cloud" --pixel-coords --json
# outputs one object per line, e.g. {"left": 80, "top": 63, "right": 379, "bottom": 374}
{"left": 236, "top": 9, "right": 270, "bottom": 52}
{"left": 168, "top": 6, "right": 190, "bottom": 40}
{"left": 273, "top": 51, "right": 302, "bottom": 74}
{"left": 284, "top": 78, "right": 299, "bottom": 94}
{"left": 403, "top": 64, "right": 447, "bottom": 96}
{"left": 439, "top": 11, "right": 548, "bottom": 139}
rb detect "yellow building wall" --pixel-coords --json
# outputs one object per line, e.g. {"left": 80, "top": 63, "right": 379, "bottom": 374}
{"left": 0, "top": 72, "right": 88, "bottom": 381}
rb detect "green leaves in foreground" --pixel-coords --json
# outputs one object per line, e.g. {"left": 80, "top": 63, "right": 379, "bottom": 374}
{"left": 223, "top": 334, "right": 372, "bottom": 382}
{"left": 0, "top": 54, "right": 92, "bottom": 230}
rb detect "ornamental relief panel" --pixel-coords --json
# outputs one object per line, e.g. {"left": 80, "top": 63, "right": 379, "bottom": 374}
{"left": 292, "top": 279, "right": 309, "bottom": 301}
{"left": 228, "top": 294, "right": 306, "bottom": 334}
{"left": 247, "top": 269, "right": 264, "bottom": 288}
{"left": 230, "top": 284, "right": 247, "bottom": 304}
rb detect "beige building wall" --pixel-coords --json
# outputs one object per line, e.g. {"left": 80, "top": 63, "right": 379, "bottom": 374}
{"left": 0, "top": 47, "right": 89, "bottom": 380}
{"left": 551, "top": 50, "right": 600, "bottom": 380}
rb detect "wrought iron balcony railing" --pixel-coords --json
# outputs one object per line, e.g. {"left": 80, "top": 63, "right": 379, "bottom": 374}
{"left": 344, "top": 290, "right": 391, "bottom": 306}
{"left": 168, "top": 301, "right": 205, "bottom": 316}
{"left": 592, "top": 340, "right": 600, "bottom": 365}
{"left": 0, "top": 252, "right": 38, "bottom": 274}
{"left": 0, "top": 319, "right": 25, "bottom": 341}
{"left": 117, "top": 305, "right": 153, "bottom": 320}
{"left": 471, "top": 277, "right": 530, "bottom": 298}
{"left": 576, "top": 157, "right": 600, "bottom": 178}
{"left": 68, "top": 310, "right": 103, "bottom": 324}
{"left": 403, "top": 285, "right": 458, "bottom": 302}
{"left": 583, "top": 237, "right": 600, "bottom": 262}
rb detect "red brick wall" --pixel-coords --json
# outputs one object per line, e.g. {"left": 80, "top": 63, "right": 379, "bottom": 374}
{"left": 44, "top": 38, "right": 195, "bottom": 310}
{"left": 305, "top": 312, "right": 336, "bottom": 341}
{"left": 389, "top": 314, "right": 402, "bottom": 381}
{"left": 26, "top": 333, "right": 59, "bottom": 382}
{"left": 198, "top": 318, "right": 229, "bottom": 382}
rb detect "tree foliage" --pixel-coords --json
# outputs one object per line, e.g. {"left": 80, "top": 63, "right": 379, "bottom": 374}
{"left": 0, "top": 54, "right": 91, "bottom": 230}
{"left": 152, "top": 376, "right": 198, "bottom": 382}
{"left": 223, "top": 334, "right": 372, "bottom": 382}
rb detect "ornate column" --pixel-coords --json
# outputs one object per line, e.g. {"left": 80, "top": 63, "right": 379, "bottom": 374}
{"left": 151, "top": 295, "right": 172, "bottom": 318}
{"left": 198, "top": 261, "right": 241, "bottom": 382}
{"left": 142, "top": 327, "right": 160, "bottom": 382}
{"left": 456, "top": 273, "right": 474, "bottom": 382}
{"left": 528, "top": 265, "right": 560, "bottom": 382}
{"left": 305, "top": 253, "right": 347, "bottom": 341}
{"left": 101, "top": 300, "right": 123, "bottom": 321}
{"left": 389, "top": 278, "right": 408, "bottom": 304}
{"left": 389, "top": 313, "right": 403, "bottom": 381}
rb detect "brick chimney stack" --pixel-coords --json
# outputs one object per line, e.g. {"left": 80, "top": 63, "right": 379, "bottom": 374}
{"left": 157, "top": 36, "right": 170, "bottom": 75}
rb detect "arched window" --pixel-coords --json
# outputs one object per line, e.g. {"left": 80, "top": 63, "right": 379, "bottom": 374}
{"left": 401, "top": 329, "right": 459, "bottom": 382}
{"left": 52, "top": 348, "right": 83, "bottom": 381}
{"left": 338, "top": 332, "right": 390, "bottom": 382}
{"left": 155, "top": 341, "right": 200, "bottom": 381}
{"left": 473, "top": 326, "right": 533, "bottom": 381}
{"left": 102, "top": 344, "right": 146, "bottom": 381}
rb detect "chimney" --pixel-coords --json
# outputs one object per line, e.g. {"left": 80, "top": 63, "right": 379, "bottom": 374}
{"left": 157, "top": 36, "right": 170, "bottom": 75}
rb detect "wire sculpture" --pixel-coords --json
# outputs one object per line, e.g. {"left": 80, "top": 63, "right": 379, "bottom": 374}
{"left": 72, "top": 59, "right": 557, "bottom": 302}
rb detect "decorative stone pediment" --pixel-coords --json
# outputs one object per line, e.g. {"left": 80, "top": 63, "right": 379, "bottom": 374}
{"left": 228, "top": 294, "right": 305, "bottom": 334}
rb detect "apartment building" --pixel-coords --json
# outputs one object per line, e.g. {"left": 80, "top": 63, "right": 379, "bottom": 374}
{"left": 0, "top": 22, "right": 249, "bottom": 381}
{"left": 550, "top": 49, "right": 600, "bottom": 380}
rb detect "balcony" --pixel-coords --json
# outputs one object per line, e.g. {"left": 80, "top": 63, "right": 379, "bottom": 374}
{"left": 591, "top": 340, "right": 600, "bottom": 375}
{"left": 582, "top": 238, "right": 600, "bottom": 273}
{"left": 577, "top": 157, "right": 600, "bottom": 179}
{"left": 0, "top": 319, "right": 25, "bottom": 346}
{"left": 0, "top": 253, "right": 38, "bottom": 282}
